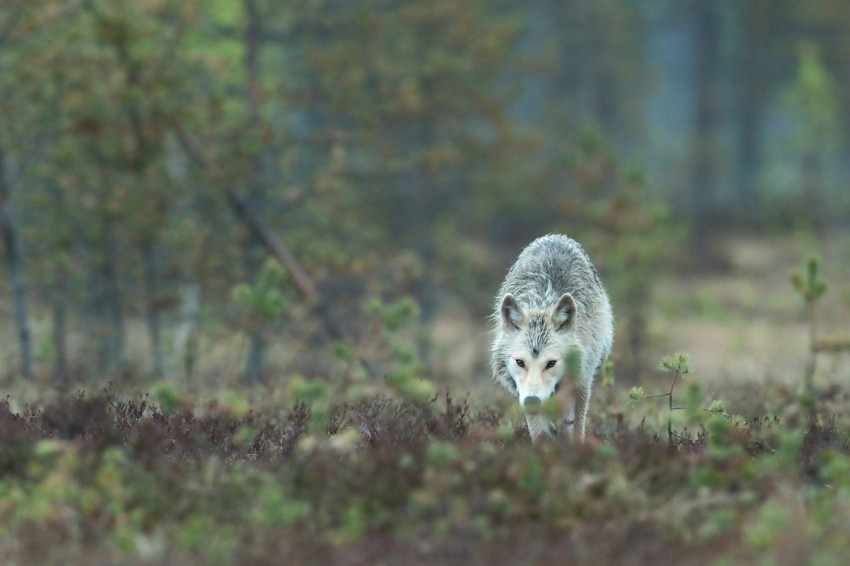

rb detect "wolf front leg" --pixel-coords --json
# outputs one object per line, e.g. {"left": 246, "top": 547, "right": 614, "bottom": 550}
{"left": 573, "top": 385, "right": 593, "bottom": 440}
{"left": 559, "top": 404, "right": 576, "bottom": 438}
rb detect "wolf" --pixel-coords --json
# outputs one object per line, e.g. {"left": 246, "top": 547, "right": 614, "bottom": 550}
{"left": 490, "top": 234, "right": 613, "bottom": 442}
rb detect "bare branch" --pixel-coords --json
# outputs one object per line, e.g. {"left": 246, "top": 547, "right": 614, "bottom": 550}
{"left": 171, "top": 119, "right": 375, "bottom": 376}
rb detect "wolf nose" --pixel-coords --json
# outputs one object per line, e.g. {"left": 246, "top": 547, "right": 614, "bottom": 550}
{"left": 523, "top": 396, "right": 542, "bottom": 414}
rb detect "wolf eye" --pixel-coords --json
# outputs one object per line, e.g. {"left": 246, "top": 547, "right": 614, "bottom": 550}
{"left": 515, "top": 359, "right": 526, "bottom": 368}
{"left": 546, "top": 360, "right": 557, "bottom": 369}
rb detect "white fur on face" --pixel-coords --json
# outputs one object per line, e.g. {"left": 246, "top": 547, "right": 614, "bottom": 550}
{"left": 505, "top": 344, "right": 568, "bottom": 405}
{"left": 499, "top": 293, "right": 580, "bottom": 406}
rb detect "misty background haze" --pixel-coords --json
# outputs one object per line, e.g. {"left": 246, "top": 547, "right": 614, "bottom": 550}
{"left": 1, "top": 0, "right": 848, "bottom": 387}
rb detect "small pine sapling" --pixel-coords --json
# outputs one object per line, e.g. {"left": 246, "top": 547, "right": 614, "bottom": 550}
{"left": 628, "top": 353, "right": 739, "bottom": 446}
{"left": 233, "top": 259, "right": 289, "bottom": 323}
{"left": 233, "top": 258, "right": 291, "bottom": 382}
{"left": 645, "top": 353, "right": 690, "bottom": 446}
{"left": 333, "top": 296, "right": 435, "bottom": 402}
{"left": 791, "top": 254, "right": 850, "bottom": 377}
{"left": 790, "top": 255, "right": 827, "bottom": 393}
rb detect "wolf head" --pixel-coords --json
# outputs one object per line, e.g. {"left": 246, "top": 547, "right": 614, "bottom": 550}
{"left": 498, "top": 292, "right": 580, "bottom": 412}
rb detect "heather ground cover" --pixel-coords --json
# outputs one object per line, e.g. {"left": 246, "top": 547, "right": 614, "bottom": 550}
{"left": 2, "top": 377, "right": 850, "bottom": 565}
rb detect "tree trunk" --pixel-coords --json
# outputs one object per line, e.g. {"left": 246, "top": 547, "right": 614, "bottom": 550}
{"left": 101, "top": 215, "right": 126, "bottom": 371}
{"left": 734, "top": 1, "right": 766, "bottom": 215}
{"left": 0, "top": 150, "right": 33, "bottom": 378}
{"left": 141, "top": 241, "right": 164, "bottom": 378}
{"left": 241, "top": 235, "right": 265, "bottom": 383}
{"left": 245, "top": 329, "right": 265, "bottom": 383}
{"left": 802, "top": 151, "right": 826, "bottom": 233}
{"left": 51, "top": 262, "right": 69, "bottom": 384}
{"left": 45, "top": 185, "right": 70, "bottom": 384}
{"left": 690, "top": 0, "right": 723, "bottom": 268}
{"left": 240, "top": 0, "right": 271, "bottom": 383}
{"left": 173, "top": 283, "right": 201, "bottom": 380}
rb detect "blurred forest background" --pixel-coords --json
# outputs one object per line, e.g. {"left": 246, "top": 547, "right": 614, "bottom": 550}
{"left": 1, "top": 0, "right": 849, "bottom": 392}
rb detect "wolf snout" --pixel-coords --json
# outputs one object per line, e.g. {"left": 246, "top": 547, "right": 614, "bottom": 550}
{"left": 523, "top": 396, "right": 542, "bottom": 414}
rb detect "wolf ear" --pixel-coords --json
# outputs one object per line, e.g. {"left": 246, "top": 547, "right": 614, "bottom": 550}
{"left": 552, "top": 293, "right": 576, "bottom": 332}
{"left": 500, "top": 294, "right": 524, "bottom": 331}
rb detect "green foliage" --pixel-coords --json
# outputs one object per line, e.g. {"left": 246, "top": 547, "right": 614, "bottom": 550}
{"left": 426, "top": 441, "right": 461, "bottom": 469}
{"left": 252, "top": 484, "right": 310, "bottom": 528}
{"left": 564, "top": 348, "right": 583, "bottom": 385}
{"left": 791, "top": 254, "right": 833, "bottom": 392}
{"left": 627, "top": 353, "right": 749, "bottom": 445}
{"left": 365, "top": 296, "right": 418, "bottom": 326}
{"left": 627, "top": 386, "right": 646, "bottom": 405}
{"left": 819, "top": 450, "right": 850, "bottom": 491}
{"left": 659, "top": 352, "right": 693, "bottom": 375}
{"left": 684, "top": 381, "right": 703, "bottom": 423}
{"left": 333, "top": 501, "right": 368, "bottom": 544}
{"left": 790, "top": 255, "right": 828, "bottom": 302}
{"left": 542, "top": 396, "right": 562, "bottom": 422}
{"left": 332, "top": 341, "right": 358, "bottom": 363}
{"left": 386, "top": 371, "right": 436, "bottom": 402}
{"left": 0, "top": 0, "right": 526, "bottom": 382}
{"left": 290, "top": 376, "right": 329, "bottom": 403}
{"left": 783, "top": 41, "right": 841, "bottom": 153}
{"left": 233, "top": 259, "right": 289, "bottom": 322}
{"left": 151, "top": 381, "right": 182, "bottom": 415}
{"left": 364, "top": 296, "right": 436, "bottom": 401}
{"left": 600, "top": 361, "right": 615, "bottom": 387}
{"left": 377, "top": 296, "right": 421, "bottom": 333}
{"left": 770, "top": 39, "right": 846, "bottom": 226}
{"left": 757, "top": 430, "right": 804, "bottom": 474}
{"left": 745, "top": 501, "right": 794, "bottom": 551}
{"left": 497, "top": 423, "right": 515, "bottom": 441}
{"left": 517, "top": 455, "right": 546, "bottom": 499}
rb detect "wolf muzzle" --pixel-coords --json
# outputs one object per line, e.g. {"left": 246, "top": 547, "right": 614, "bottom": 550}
{"left": 523, "top": 396, "right": 542, "bottom": 414}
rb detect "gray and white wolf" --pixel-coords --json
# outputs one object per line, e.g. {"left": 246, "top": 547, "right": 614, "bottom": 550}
{"left": 490, "top": 234, "right": 613, "bottom": 442}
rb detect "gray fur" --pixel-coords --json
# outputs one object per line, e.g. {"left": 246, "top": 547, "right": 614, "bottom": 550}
{"left": 490, "top": 234, "right": 614, "bottom": 441}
